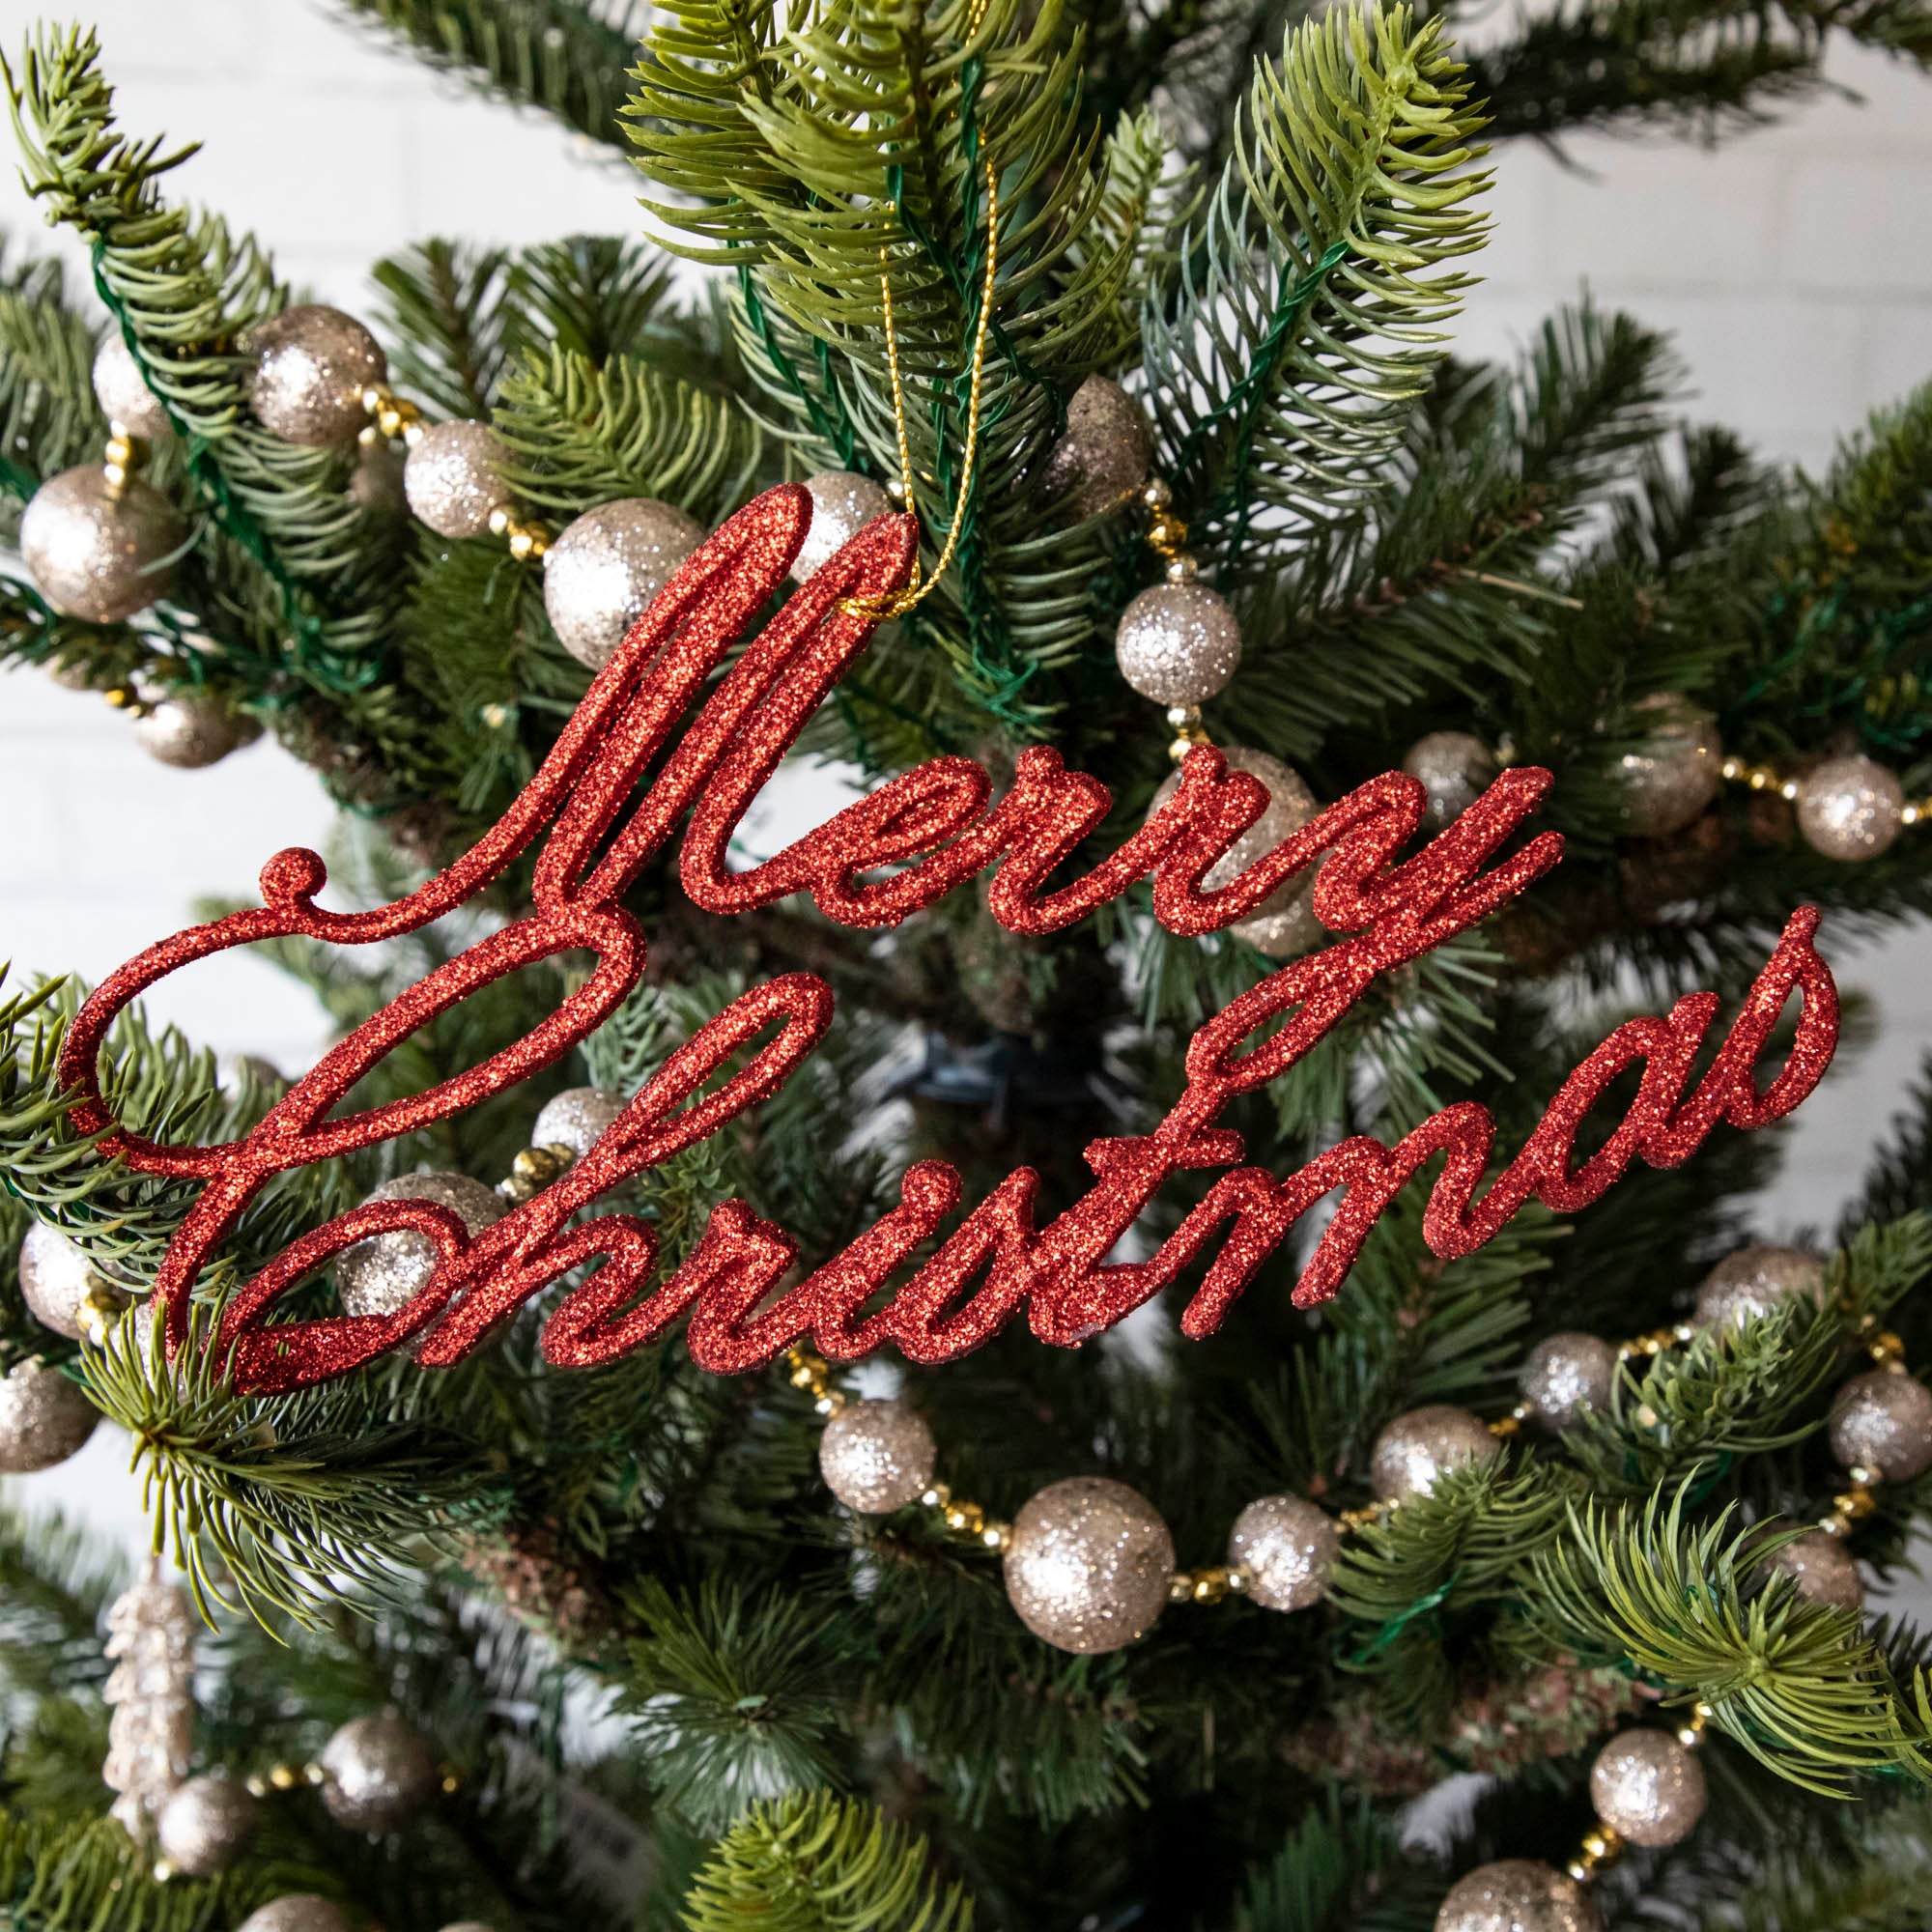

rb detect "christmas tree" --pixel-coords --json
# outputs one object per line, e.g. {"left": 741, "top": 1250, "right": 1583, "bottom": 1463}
{"left": 4, "top": 0, "right": 1932, "bottom": 1926}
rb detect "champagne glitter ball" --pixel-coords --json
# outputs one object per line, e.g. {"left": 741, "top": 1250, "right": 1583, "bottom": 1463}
{"left": 1435, "top": 1861, "right": 1603, "bottom": 1932}
{"left": 133, "top": 690, "right": 247, "bottom": 770}
{"left": 349, "top": 439, "right": 408, "bottom": 517}
{"left": 1619, "top": 694, "right": 1722, "bottom": 837}
{"left": 246, "top": 304, "right": 385, "bottom": 446}
{"left": 319, "top": 1712, "right": 438, "bottom": 1833}
{"left": 1589, "top": 1728, "right": 1708, "bottom": 1847}
{"left": 1693, "top": 1243, "right": 1824, "bottom": 1332}
{"left": 0, "top": 1358, "right": 98, "bottom": 1473}
{"left": 1227, "top": 1493, "right": 1339, "bottom": 1612}
{"left": 1518, "top": 1332, "right": 1619, "bottom": 1432}
{"left": 92, "top": 332, "right": 169, "bottom": 440}
{"left": 1370, "top": 1405, "right": 1499, "bottom": 1502}
{"left": 1002, "top": 1476, "right": 1176, "bottom": 1654}
{"left": 17, "top": 1221, "right": 127, "bottom": 1341}
{"left": 1796, "top": 755, "right": 1907, "bottom": 862}
{"left": 1828, "top": 1370, "right": 1932, "bottom": 1482}
{"left": 1039, "top": 375, "right": 1152, "bottom": 518}
{"left": 1762, "top": 1527, "right": 1863, "bottom": 1609}
{"left": 1404, "top": 731, "right": 1497, "bottom": 831}
{"left": 543, "top": 498, "right": 706, "bottom": 668}
{"left": 531, "top": 1086, "right": 626, "bottom": 1160}
{"left": 238, "top": 1899, "right": 354, "bottom": 1932}
{"left": 335, "top": 1172, "right": 506, "bottom": 1321}
{"left": 816, "top": 1398, "right": 937, "bottom": 1513}
{"left": 790, "top": 470, "right": 894, "bottom": 582}
{"left": 19, "top": 466, "right": 185, "bottom": 622}
{"left": 405, "top": 420, "right": 512, "bottom": 539}
{"left": 1150, "top": 747, "right": 1321, "bottom": 956}
{"left": 156, "top": 1772, "right": 259, "bottom": 1876}
{"left": 1114, "top": 582, "right": 1243, "bottom": 707}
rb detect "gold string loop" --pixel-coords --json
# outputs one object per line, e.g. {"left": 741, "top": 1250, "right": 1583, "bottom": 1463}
{"left": 840, "top": 156, "right": 1000, "bottom": 623}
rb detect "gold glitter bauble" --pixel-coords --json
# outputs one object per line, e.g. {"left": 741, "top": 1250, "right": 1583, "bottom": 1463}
{"left": 1404, "top": 731, "right": 1496, "bottom": 830}
{"left": 156, "top": 1772, "right": 260, "bottom": 1876}
{"left": 1761, "top": 1527, "right": 1863, "bottom": 1609}
{"left": 1039, "top": 376, "right": 1152, "bottom": 519}
{"left": 1227, "top": 1494, "right": 1339, "bottom": 1611}
{"left": 1151, "top": 747, "right": 1321, "bottom": 957}
{"left": 1003, "top": 1476, "right": 1175, "bottom": 1654}
{"left": 0, "top": 1358, "right": 98, "bottom": 1473}
{"left": 405, "top": 420, "right": 511, "bottom": 539}
{"left": 1370, "top": 1405, "right": 1498, "bottom": 1502}
{"left": 1620, "top": 695, "right": 1721, "bottom": 837}
{"left": 531, "top": 1086, "right": 626, "bottom": 1159}
{"left": 1589, "top": 1728, "right": 1707, "bottom": 1847}
{"left": 1828, "top": 1370, "right": 1932, "bottom": 1482}
{"left": 543, "top": 498, "right": 706, "bottom": 669}
{"left": 1434, "top": 1861, "right": 1603, "bottom": 1932}
{"left": 335, "top": 1172, "right": 505, "bottom": 1321}
{"left": 19, "top": 466, "right": 185, "bottom": 622}
{"left": 816, "top": 1398, "right": 936, "bottom": 1513}
{"left": 319, "top": 1712, "right": 438, "bottom": 1833}
{"left": 1114, "top": 582, "right": 1242, "bottom": 707}
{"left": 1518, "top": 1332, "right": 1618, "bottom": 1432}
{"left": 92, "top": 332, "right": 170, "bottom": 440}
{"left": 1796, "top": 755, "right": 1906, "bottom": 862}
{"left": 790, "top": 470, "right": 894, "bottom": 582}
{"left": 17, "top": 1221, "right": 128, "bottom": 1341}
{"left": 1693, "top": 1243, "right": 1823, "bottom": 1332}
{"left": 132, "top": 690, "right": 247, "bottom": 769}
{"left": 238, "top": 1898, "right": 354, "bottom": 1932}
{"left": 349, "top": 439, "right": 408, "bottom": 517}
{"left": 246, "top": 305, "right": 385, "bottom": 446}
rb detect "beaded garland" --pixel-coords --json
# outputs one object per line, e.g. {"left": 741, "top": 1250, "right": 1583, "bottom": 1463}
{"left": 62, "top": 485, "right": 1841, "bottom": 1395}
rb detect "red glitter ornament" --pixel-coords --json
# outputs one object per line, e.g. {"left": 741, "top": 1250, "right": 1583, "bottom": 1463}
{"left": 58, "top": 486, "right": 1842, "bottom": 1394}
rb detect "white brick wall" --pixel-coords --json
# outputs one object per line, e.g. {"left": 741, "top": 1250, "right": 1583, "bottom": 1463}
{"left": 3, "top": 6, "right": 1930, "bottom": 1606}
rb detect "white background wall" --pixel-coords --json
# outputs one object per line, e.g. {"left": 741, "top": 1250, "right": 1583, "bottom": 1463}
{"left": 0, "top": 4, "right": 1928, "bottom": 1602}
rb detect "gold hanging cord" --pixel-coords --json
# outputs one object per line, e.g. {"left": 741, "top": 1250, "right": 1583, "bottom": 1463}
{"left": 841, "top": 155, "right": 1000, "bottom": 622}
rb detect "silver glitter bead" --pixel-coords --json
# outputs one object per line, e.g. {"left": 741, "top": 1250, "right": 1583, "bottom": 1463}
{"left": 1434, "top": 1861, "right": 1603, "bottom": 1932}
{"left": 1003, "top": 1476, "right": 1175, "bottom": 1654}
{"left": 0, "top": 1357, "right": 98, "bottom": 1473}
{"left": 335, "top": 1172, "right": 505, "bottom": 1321}
{"left": 1370, "top": 1405, "right": 1498, "bottom": 1503}
{"left": 1150, "top": 746, "right": 1321, "bottom": 956}
{"left": 92, "top": 332, "right": 170, "bottom": 440}
{"left": 246, "top": 305, "right": 385, "bottom": 447}
{"left": 543, "top": 498, "right": 706, "bottom": 669}
{"left": 1114, "top": 582, "right": 1242, "bottom": 707}
{"left": 18, "top": 466, "right": 185, "bottom": 622}
{"left": 319, "top": 1712, "right": 438, "bottom": 1833}
{"left": 133, "top": 690, "right": 247, "bottom": 770}
{"left": 405, "top": 420, "right": 512, "bottom": 539}
{"left": 816, "top": 1398, "right": 937, "bottom": 1513}
{"left": 1518, "top": 1332, "right": 1619, "bottom": 1432}
{"left": 1761, "top": 1526, "right": 1863, "bottom": 1609}
{"left": 1589, "top": 1728, "right": 1707, "bottom": 1847}
{"left": 1693, "top": 1243, "right": 1824, "bottom": 1332}
{"left": 156, "top": 1771, "right": 259, "bottom": 1876}
{"left": 17, "top": 1221, "right": 128, "bottom": 1341}
{"left": 1796, "top": 755, "right": 1906, "bottom": 862}
{"left": 531, "top": 1086, "right": 626, "bottom": 1159}
{"left": 790, "top": 469, "right": 894, "bottom": 582}
{"left": 1620, "top": 695, "right": 1722, "bottom": 838}
{"left": 1039, "top": 376, "right": 1152, "bottom": 519}
{"left": 349, "top": 439, "right": 408, "bottom": 517}
{"left": 1227, "top": 1494, "right": 1339, "bottom": 1612}
{"left": 1404, "top": 731, "right": 1497, "bottom": 830}
{"left": 1828, "top": 1370, "right": 1932, "bottom": 1482}
{"left": 238, "top": 1899, "right": 354, "bottom": 1932}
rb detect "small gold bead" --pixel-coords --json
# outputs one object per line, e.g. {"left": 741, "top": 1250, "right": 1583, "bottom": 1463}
{"left": 1565, "top": 1861, "right": 1591, "bottom": 1884}
{"left": 268, "top": 1763, "right": 299, "bottom": 1791}
{"left": 1165, "top": 554, "right": 1199, "bottom": 584}
{"left": 1487, "top": 1414, "right": 1520, "bottom": 1438}
{"left": 921, "top": 1482, "right": 952, "bottom": 1510}
{"left": 244, "top": 1774, "right": 269, "bottom": 1798}
{"left": 815, "top": 1391, "right": 846, "bottom": 1417}
{"left": 1147, "top": 512, "right": 1189, "bottom": 554}
{"left": 1168, "top": 1573, "right": 1195, "bottom": 1604}
{"left": 1779, "top": 781, "right": 1800, "bottom": 801}
{"left": 981, "top": 1522, "right": 1011, "bottom": 1551}
{"left": 1142, "top": 477, "right": 1173, "bottom": 511}
{"left": 360, "top": 384, "right": 387, "bottom": 414}
{"left": 1720, "top": 755, "right": 1745, "bottom": 781}
{"left": 153, "top": 1860, "right": 175, "bottom": 1884}
{"left": 488, "top": 505, "right": 513, "bottom": 537}
{"left": 1869, "top": 1330, "right": 1906, "bottom": 1365}
{"left": 1165, "top": 704, "right": 1202, "bottom": 729}
{"left": 303, "top": 1762, "right": 327, "bottom": 1787}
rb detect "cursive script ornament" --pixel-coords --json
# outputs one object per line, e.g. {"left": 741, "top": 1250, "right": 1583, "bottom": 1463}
{"left": 61, "top": 486, "right": 1841, "bottom": 1396}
